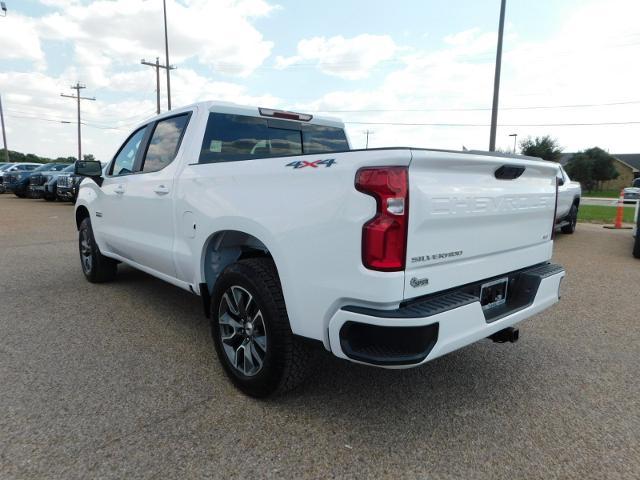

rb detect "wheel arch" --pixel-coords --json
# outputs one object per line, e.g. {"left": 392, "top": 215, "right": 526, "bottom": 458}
{"left": 75, "top": 205, "right": 90, "bottom": 230}
{"left": 199, "top": 230, "right": 281, "bottom": 316}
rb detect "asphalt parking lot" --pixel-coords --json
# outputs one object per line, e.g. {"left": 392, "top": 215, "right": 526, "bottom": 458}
{"left": 1, "top": 195, "right": 638, "bottom": 480}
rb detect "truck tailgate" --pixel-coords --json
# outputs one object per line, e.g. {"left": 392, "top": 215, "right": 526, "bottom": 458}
{"left": 404, "top": 149, "right": 558, "bottom": 300}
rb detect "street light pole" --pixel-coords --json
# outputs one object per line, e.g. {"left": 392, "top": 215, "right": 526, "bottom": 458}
{"left": 509, "top": 133, "right": 518, "bottom": 153}
{"left": 489, "top": 0, "right": 507, "bottom": 152}
{"left": 163, "top": 0, "right": 172, "bottom": 110}
{"left": 0, "top": 94, "right": 8, "bottom": 162}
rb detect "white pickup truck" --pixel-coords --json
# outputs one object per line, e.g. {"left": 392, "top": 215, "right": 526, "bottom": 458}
{"left": 75, "top": 101, "right": 565, "bottom": 397}
{"left": 555, "top": 165, "right": 582, "bottom": 234}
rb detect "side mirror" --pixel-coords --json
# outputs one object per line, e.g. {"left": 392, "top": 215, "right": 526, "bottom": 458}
{"left": 75, "top": 160, "right": 103, "bottom": 186}
{"left": 557, "top": 175, "right": 565, "bottom": 186}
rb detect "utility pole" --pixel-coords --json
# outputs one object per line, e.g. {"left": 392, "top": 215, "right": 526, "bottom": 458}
{"left": 364, "top": 129, "right": 374, "bottom": 149}
{"left": 163, "top": 0, "right": 172, "bottom": 110}
{"left": 61, "top": 83, "right": 95, "bottom": 162}
{"left": 0, "top": 2, "right": 8, "bottom": 162}
{"left": 141, "top": 57, "right": 175, "bottom": 114}
{"left": 489, "top": 0, "right": 507, "bottom": 152}
{"left": 0, "top": 94, "right": 8, "bottom": 162}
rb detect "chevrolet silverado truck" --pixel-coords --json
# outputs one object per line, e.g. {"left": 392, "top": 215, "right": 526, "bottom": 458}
{"left": 74, "top": 101, "right": 565, "bottom": 397}
{"left": 555, "top": 165, "right": 581, "bottom": 234}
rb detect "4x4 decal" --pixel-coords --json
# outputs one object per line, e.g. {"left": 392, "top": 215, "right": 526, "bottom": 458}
{"left": 286, "top": 159, "right": 336, "bottom": 169}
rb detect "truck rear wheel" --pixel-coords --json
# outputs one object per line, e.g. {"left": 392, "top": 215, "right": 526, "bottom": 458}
{"left": 561, "top": 204, "right": 578, "bottom": 234}
{"left": 78, "top": 217, "right": 118, "bottom": 283}
{"left": 633, "top": 217, "right": 640, "bottom": 259}
{"left": 210, "top": 258, "right": 312, "bottom": 397}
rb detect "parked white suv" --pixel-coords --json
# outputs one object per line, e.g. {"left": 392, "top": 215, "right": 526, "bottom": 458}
{"left": 74, "top": 101, "right": 565, "bottom": 397}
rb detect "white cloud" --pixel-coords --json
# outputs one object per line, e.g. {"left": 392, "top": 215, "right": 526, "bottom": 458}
{"left": 0, "top": 67, "right": 282, "bottom": 160}
{"left": 38, "top": 0, "right": 276, "bottom": 77}
{"left": 0, "top": 14, "right": 45, "bottom": 67}
{"left": 294, "top": 0, "right": 640, "bottom": 154}
{"left": 276, "top": 34, "right": 399, "bottom": 80}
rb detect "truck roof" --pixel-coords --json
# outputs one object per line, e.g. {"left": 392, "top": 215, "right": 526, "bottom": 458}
{"left": 138, "top": 100, "right": 344, "bottom": 130}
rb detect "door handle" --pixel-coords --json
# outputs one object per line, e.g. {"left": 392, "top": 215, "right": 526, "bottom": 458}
{"left": 114, "top": 185, "right": 125, "bottom": 195}
{"left": 154, "top": 185, "right": 170, "bottom": 195}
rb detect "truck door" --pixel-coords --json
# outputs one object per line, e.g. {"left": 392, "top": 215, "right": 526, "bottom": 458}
{"left": 109, "top": 113, "right": 191, "bottom": 278}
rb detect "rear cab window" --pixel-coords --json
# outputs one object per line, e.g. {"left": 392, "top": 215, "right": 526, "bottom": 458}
{"left": 198, "top": 113, "right": 348, "bottom": 164}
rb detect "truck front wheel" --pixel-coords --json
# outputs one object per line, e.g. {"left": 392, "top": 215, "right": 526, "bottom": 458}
{"left": 210, "top": 258, "right": 312, "bottom": 397}
{"left": 561, "top": 204, "right": 578, "bottom": 234}
{"left": 78, "top": 217, "right": 118, "bottom": 283}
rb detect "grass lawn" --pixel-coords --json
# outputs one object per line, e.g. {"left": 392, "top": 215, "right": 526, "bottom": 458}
{"left": 578, "top": 205, "right": 636, "bottom": 224}
{"left": 583, "top": 189, "right": 624, "bottom": 198}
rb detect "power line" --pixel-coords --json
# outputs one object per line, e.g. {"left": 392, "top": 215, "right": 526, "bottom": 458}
{"left": 313, "top": 99, "right": 640, "bottom": 114}
{"left": 344, "top": 121, "right": 640, "bottom": 127}
{"left": 6, "top": 113, "right": 126, "bottom": 130}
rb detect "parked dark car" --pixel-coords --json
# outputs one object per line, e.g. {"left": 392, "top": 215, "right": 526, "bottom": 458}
{"left": 0, "top": 163, "right": 40, "bottom": 194}
{"left": 31, "top": 163, "right": 75, "bottom": 201}
{"left": 4, "top": 163, "right": 68, "bottom": 198}
{"left": 56, "top": 170, "right": 83, "bottom": 202}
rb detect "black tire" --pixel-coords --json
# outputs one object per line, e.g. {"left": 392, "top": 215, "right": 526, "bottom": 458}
{"left": 44, "top": 194, "right": 55, "bottom": 202}
{"left": 633, "top": 216, "right": 640, "bottom": 259}
{"left": 210, "top": 257, "right": 312, "bottom": 398}
{"left": 15, "top": 192, "right": 26, "bottom": 198}
{"left": 78, "top": 217, "right": 117, "bottom": 283}
{"left": 561, "top": 204, "right": 578, "bottom": 234}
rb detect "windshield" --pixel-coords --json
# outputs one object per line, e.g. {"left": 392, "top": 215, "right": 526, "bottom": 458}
{"left": 62, "top": 164, "right": 75, "bottom": 172}
{"left": 34, "top": 164, "right": 54, "bottom": 172}
{"left": 0, "top": 163, "right": 15, "bottom": 171}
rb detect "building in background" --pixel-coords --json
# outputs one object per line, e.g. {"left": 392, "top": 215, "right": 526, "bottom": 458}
{"left": 560, "top": 153, "right": 640, "bottom": 191}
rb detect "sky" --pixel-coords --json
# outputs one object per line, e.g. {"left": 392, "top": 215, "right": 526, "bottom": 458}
{"left": 0, "top": 0, "right": 639, "bottom": 161}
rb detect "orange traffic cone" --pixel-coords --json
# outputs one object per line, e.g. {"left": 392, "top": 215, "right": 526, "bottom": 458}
{"left": 614, "top": 189, "right": 624, "bottom": 228}
{"left": 604, "top": 189, "right": 632, "bottom": 229}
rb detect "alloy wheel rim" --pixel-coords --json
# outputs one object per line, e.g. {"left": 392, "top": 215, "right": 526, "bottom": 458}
{"left": 218, "top": 285, "right": 267, "bottom": 377}
{"left": 80, "top": 229, "right": 93, "bottom": 273}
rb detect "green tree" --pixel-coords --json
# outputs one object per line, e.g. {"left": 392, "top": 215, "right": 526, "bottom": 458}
{"left": 519, "top": 135, "right": 563, "bottom": 161}
{"left": 565, "top": 152, "right": 594, "bottom": 190}
{"left": 588, "top": 147, "right": 619, "bottom": 189}
{"left": 82, "top": 154, "right": 96, "bottom": 162}
{"left": 564, "top": 147, "right": 619, "bottom": 192}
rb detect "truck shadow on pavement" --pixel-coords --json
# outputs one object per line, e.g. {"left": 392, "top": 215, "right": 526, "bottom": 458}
{"left": 111, "top": 263, "right": 552, "bottom": 424}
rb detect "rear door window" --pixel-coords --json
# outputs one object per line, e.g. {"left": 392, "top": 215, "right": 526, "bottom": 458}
{"left": 141, "top": 113, "right": 190, "bottom": 173}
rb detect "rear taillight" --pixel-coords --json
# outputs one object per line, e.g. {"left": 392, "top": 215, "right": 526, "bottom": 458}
{"left": 551, "top": 176, "right": 559, "bottom": 239}
{"left": 355, "top": 167, "right": 409, "bottom": 271}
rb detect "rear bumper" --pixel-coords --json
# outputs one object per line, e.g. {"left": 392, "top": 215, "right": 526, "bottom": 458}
{"left": 328, "top": 263, "right": 565, "bottom": 367}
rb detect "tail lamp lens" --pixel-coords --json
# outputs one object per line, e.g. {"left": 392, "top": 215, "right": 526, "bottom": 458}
{"left": 355, "top": 167, "right": 409, "bottom": 271}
